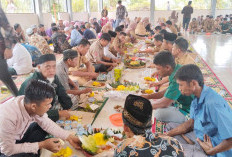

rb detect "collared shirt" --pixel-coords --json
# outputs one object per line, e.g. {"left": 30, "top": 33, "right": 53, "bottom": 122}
{"left": 45, "top": 28, "right": 53, "bottom": 37}
{"left": 164, "top": 64, "right": 193, "bottom": 117}
{"left": 0, "top": 96, "right": 70, "bottom": 156}
{"left": 51, "top": 32, "right": 72, "bottom": 53}
{"left": 56, "top": 60, "right": 70, "bottom": 90}
{"left": 28, "top": 34, "right": 53, "bottom": 54}
{"left": 116, "top": 5, "right": 128, "bottom": 20}
{"left": 109, "top": 36, "right": 124, "bottom": 56}
{"left": 175, "top": 53, "right": 196, "bottom": 65}
{"left": 114, "top": 130, "right": 184, "bottom": 157}
{"left": 0, "top": 7, "right": 16, "bottom": 57}
{"left": 70, "top": 29, "right": 82, "bottom": 47}
{"left": 204, "top": 19, "right": 215, "bottom": 30}
{"left": 7, "top": 43, "right": 33, "bottom": 75}
{"left": 220, "top": 23, "right": 230, "bottom": 31}
{"left": 86, "top": 40, "right": 104, "bottom": 64}
{"left": 83, "top": 29, "right": 96, "bottom": 40}
{"left": 190, "top": 85, "right": 232, "bottom": 157}
{"left": 69, "top": 49, "right": 89, "bottom": 71}
{"left": 104, "top": 44, "right": 118, "bottom": 59}
{"left": 181, "top": 5, "right": 193, "bottom": 19}
{"left": 189, "top": 21, "right": 198, "bottom": 29}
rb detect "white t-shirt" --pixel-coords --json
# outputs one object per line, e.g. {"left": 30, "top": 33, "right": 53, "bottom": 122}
{"left": 104, "top": 44, "right": 118, "bottom": 59}
{"left": 7, "top": 43, "right": 33, "bottom": 75}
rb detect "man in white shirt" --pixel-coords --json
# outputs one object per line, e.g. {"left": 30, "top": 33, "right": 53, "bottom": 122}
{"left": 7, "top": 40, "right": 33, "bottom": 75}
{"left": 104, "top": 30, "right": 118, "bottom": 59}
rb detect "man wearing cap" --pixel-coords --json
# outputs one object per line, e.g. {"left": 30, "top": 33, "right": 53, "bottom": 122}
{"left": 114, "top": 94, "right": 184, "bottom": 157}
{"left": 143, "top": 51, "right": 193, "bottom": 124}
{"left": 51, "top": 26, "right": 72, "bottom": 53}
{"left": 31, "top": 24, "right": 38, "bottom": 34}
{"left": 86, "top": 33, "right": 119, "bottom": 72}
{"left": 69, "top": 39, "right": 99, "bottom": 85}
{"left": 56, "top": 49, "right": 92, "bottom": 109}
{"left": 19, "top": 54, "right": 72, "bottom": 122}
{"left": 27, "top": 27, "right": 53, "bottom": 54}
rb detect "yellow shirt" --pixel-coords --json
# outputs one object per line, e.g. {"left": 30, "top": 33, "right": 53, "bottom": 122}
{"left": 175, "top": 53, "right": 196, "bottom": 65}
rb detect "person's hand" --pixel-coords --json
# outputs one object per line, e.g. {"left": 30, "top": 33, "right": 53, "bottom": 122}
{"left": 4, "top": 48, "right": 13, "bottom": 59}
{"left": 90, "top": 72, "right": 99, "bottom": 79}
{"left": 141, "top": 94, "right": 149, "bottom": 99}
{"left": 39, "top": 138, "right": 62, "bottom": 153}
{"left": 83, "top": 88, "right": 92, "bottom": 93}
{"left": 112, "top": 63, "right": 118, "bottom": 67}
{"left": 197, "top": 134, "right": 214, "bottom": 155}
{"left": 149, "top": 82, "right": 160, "bottom": 88}
{"left": 59, "top": 110, "right": 71, "bottom": 119}
{"left": 66, "top": 134, "right": 81, "bottom": 150}
{"left": 114, "top": 59, "right": 121, "bottom": 64}
{"left": 151, "top": 72, "right": 158, "bottom": 78}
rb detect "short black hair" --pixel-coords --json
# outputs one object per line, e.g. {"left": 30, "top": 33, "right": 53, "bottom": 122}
{"left": 166, "top": 20, "right": 172, "bottom": 25}
{"left": 223, "top": 18, "right": 227, "bottom": 21}
{"left": 51, "top": 23, "right": 56, "bottom": 27}
{"left": 63, "top": 49, "right": 78, "bottom": 61}
{"left": 39, "top": 24, "right": 44, "bottom": 28}
{"left": 80, "top": 25, "right": 86, "bottom": 29}
{"left": 119, "top": 25, "right": 124, "bottom": 29}
{"left": 77, "top": 38, "right": 91, "bottom": 47}
{"left": 188, "top": 1, "right": 192, "bottom": 5}
{"left": 118, "top": 0, "right": 122, "bottom": 4}
{"left": 120, "top": 32, "right": 127, "bottom": 36}
{"left": 160, "top": 29, "right": 167, "bottom": 36}
{"left": 153, "top": 51, "right": 176, "bottom": 69}
{"left": 154, "top": 34, "right": 163, "bottom": 42}
{"left": 24, "top": 80, "right": 55, "bottom": 105}
{"left": 175, "top": 64, "right": 204, "bottom": 88}
{"left": 100, "top": 33, "right": 111, "bottom": 42}
{"left": 14, "top": 23, "right": 20, "bottom": 30}
{"left": 115, "top": 26, "right": 123, "bottom": 33}
{"left": 108, "top": 30, "right": 117, "bottom": 38}
{"left": 174, "top": 37, "right": 189, "bottom": 52}
{"left": 51, "top": 26, "right": 58, "bottom": 32}
{"left": 155, "top": 26, "right": 161, "bottom": 31}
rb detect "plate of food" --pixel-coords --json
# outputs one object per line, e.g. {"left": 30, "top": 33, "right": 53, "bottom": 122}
{"left": 124, "top": 59, "right": 146, "bottom": 69}
{"left": 141, "top": 89, "right": 154, "bottom": 94}
{"left": 84, "top": 81, "right": 106, "bottom": 88}
{"left": 109, "top": 80, "right": 140, "bottom": 92}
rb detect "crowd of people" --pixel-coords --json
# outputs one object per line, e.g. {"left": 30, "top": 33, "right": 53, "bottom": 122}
{"left": 0, "top": 0, "right": 232, "bottom": 157}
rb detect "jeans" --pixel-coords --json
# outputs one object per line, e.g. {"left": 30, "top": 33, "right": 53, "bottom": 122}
{"left": 115, "top": 19, "right": 124, "bottom": 28}
{"left": 154, "top": 106, "right": 187, "bottom": 124}
{"left": 0, "top": 57, "right": 18, "bottom": 96}
{"left": 183, "top": 18, "right": 191, "bottom": 31}
{"left": 0, "top": 123, "right": 47, "bottom": 157}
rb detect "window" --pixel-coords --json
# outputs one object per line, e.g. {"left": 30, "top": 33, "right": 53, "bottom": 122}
{"left": 90, "top": 0, "right": 98, "bottom": 12}
{"left": 126, "top": 0, "right": 150, "bottom": 11}
{"left": 42, "top": 0, "right": 51, "bottom": 13}
{"left": 217, "top": 0, "right": 232, "bottom": 9}
{"left": 72, "top": 0, "right": 85, "bottom": 12}
{"left": 50, "top": 0, "right": 67, "bottom": 12}
{"left": 1, "top": 0, "right": 34, "bottom": 13}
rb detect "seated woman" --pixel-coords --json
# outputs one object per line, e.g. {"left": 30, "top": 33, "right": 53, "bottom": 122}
{"left": 114, "top": 94, "right": 184, "bottom": 157}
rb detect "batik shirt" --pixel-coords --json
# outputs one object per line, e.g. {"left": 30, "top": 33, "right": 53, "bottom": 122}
{"left": 52, "top": 32, "right": 72, "bottom": 53}
{"left": 114, "top": 130, "right": 184, "bottom": 157}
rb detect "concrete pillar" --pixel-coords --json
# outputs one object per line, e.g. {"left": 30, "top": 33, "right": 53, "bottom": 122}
{"left": 211, "top": 0, "right": 216, "bottom": 17}
{"left": 85, "top": 0, "right": 90, "bottom": 21}
{"left": 98, "top": 0, "right": 103, "bottom": 12}
{"left": 34, "top": 0, "right": 44, "bottom": 24}
{"left": 150, "top": 0, "right": 155, "bottom": 25}
{"left": 67, "top": 0, "right": 73, "bottom": 21}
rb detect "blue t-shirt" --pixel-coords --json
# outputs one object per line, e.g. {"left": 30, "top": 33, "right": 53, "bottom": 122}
{"left": 83, "top": 29, "right": 96, "bottom": 40}
{"left": 190, "top": 85, "right": 232, "bottom": 157}
{"left": 70, "top": 29, "right": 82, "bottom": 47}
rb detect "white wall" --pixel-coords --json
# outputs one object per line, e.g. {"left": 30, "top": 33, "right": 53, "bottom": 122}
{"left": 6, "top": 9, "right": 232, "bottom": 31}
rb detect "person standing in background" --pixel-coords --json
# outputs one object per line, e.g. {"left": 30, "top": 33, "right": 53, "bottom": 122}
{"left": 181, "top": 1, "right": 193, "bottom": 31}
{"left": 0, "top": 7, "right": 18, "bottom": 96}
{"left": 101, "top": 6, "right": 109, "bottom": 27}
{"left": 115, "top": 1, "right": 128, "bottom": 28}
{"left": 167, "top": 1, "right": 170, "bottom": 11}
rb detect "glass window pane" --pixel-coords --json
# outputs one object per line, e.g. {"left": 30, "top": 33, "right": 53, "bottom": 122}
{"left": 90, "top": 0, "right": 98, "bottom": 12}
{"left": 126, "top": 0, "right": 150, "bottom": 11}
{"left": 217, "top": 0, "right": 232, "bottom": 9}
{"left": 1, "top": 0, "right": 34, "bottom": 13}
{"left": 72, "top": 0, "right": 85, "bottom": 12}
{"left": 42, "top": 0, "right": 50, "bottom": 13}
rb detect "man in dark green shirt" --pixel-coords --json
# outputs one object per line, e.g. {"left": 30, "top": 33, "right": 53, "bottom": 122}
{"left": 143, "top": 51, "right": 193, "bottom": 123}
{"left": 19, "top": 54, "right": 72, "bottom": 122}
{"left": 220, "top": 18, "right": 230, "bottom": 34}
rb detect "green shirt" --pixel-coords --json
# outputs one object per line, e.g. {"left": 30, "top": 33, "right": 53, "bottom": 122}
{"left": 19, "top": 71, "right": 72, "bottom": 122}
{"left": 164, "top": 64, "right": 193, "bottom": 117}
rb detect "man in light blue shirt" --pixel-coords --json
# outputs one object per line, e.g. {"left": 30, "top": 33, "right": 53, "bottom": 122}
{"left": 70, "top": 28, "right": 82, "bottom": 47}
{"left": 166, "top": 64, "right": 232, "bottom": 157}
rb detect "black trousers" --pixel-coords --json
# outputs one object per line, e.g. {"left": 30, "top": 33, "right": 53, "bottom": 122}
{"left": 0, "top": 57, "right": 18, "bottom": 96}
{"left": 0, "top": 123, "right": 47, "bottom": 157}
{"left": 183, "top": 18, "right": 191, "bottom": 31}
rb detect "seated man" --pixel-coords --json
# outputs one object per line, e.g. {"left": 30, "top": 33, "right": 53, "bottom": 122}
{"left": 109, "top": 32, "right": 127, "bottom": 56}
{"left": 70, "top": 26, "right": 83, "bottom": 47}
{"left": 143, "top": 51, "right": 193, "bottom": 124}
{"left": 46, "top": 23, "right": 56, "bottom": 38}
{"left": 38, "top": 24, "right": 51, "bottom": 42}
{"left": 166, "top": 64, "right": 232, "bottom": 156}
{"left": 189, "top": 18, "right": 199, "bottom": 34}
{"left": 19, "top": 54, "right": 72, "bottom": 122}
{"left": 7, "top": 39, "right": 33, "bottom": 75}
{"left": 160, "top": 32, "right": 177, "bottom": 52}
{"left": 166, "top": 20, "right": 178, "bottom": 35}
{"left": 80, "top": 25, "right": 96, "bottom": 40}
{"left": 154, "top": 26, "right": 162, "bottom": 35}
{"left": 172, "top": 37, "right": 196, "bottom": 65}
{"left": 51, "top": 26, "right": 72, "bottom": 53}
{"left": 141, "top": 34, "right": 163, "bottom": 54}
{"left": 26, "top": 27, "right": 53, "bottom": 54}
{"left": 14, "top": 23, "right": 26, "bottom": 43}
{"left": 114, "top": 94, "right": 184, "bottom": 157}
{"left": 68, "top": 39, "right": 98, "bottom": 85}
{"left": 220, "top": 18, "right": 230, "bottom": 34}
{"left": 104, "top": 30, "right": 118, "bottom": 60}
{"left": 86, "top": 33, "right": 119, "bottom": 72}
{"left": 0, "top": 80, "right": 81, "bottom": 157}
{"left": 56, "top": 49, "right": 92, "bottom": 109}
{"left": 204, "top": 16, "right": 215, "bottom": 33}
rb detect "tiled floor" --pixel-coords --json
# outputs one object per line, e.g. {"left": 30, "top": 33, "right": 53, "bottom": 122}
{"left": 186, "top": 34, "right": 232, "bottom": 94}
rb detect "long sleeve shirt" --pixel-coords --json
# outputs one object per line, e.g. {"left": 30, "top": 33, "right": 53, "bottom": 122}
{"left": 0, "top": 96, "right": 70, "bottom": 156}
{"left": 116, "top": 5, "right": 128, "bottom": 20}
{"left": 70, "top": 29, "right": 82, "bottom": 47}
{"left": 0, "top": 7, "right": 16, "bottom": 58}
{"left": 18, "top": 71, "right": 73, "bottom": 121}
